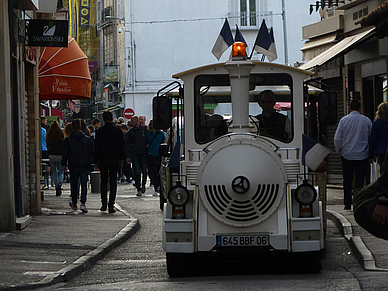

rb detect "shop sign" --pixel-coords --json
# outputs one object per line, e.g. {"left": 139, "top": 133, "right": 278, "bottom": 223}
{"left": 80, "top": 0, "right": 91, "bottom": 28}
{"left": 26, "top": 19, "right": 69, "bottom": 47}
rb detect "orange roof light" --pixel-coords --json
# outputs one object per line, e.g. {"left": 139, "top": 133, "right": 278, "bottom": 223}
{"left": 232, "top": 42, "right": 247, "bottom": 60}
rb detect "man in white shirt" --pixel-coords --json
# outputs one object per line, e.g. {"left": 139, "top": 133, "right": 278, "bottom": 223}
{"left": 334, "top": 99, "right": 372, "bottom": 210}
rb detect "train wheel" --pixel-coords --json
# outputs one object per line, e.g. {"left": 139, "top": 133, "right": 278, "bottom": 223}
{"left": 166, "top": 253, "right": 196, "bottom": 277}
{"left": 290, "top": 251, "right": 322, "bottom": 273}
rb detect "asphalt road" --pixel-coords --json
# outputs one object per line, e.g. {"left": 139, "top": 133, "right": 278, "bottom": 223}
{"left": 38, "top": 183, "right": 388, "bottom": 291}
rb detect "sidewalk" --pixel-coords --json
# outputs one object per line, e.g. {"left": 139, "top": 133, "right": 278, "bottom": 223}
{"left": 0, "top": 182, "right": 140, "bottom": 291}
{"left": 326, "top": 185, "right": 388, "bottom": 271}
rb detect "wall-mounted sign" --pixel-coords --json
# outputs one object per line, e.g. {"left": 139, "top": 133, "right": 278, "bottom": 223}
{"left": 26, "top": 19, "right": 69, "bottom": 47}
{"left": 89, "top": 61, "right": 99, "bottom": 72}
{"left": 104, "top": 66, "right": 118, "bottom": 82}
{"left": 79, "top": 0, "right": 91, "bottom": 28}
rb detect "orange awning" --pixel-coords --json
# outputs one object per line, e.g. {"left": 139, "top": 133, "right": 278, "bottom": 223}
{"left": 38, "top": 36, "right": 92, "bottom": 100}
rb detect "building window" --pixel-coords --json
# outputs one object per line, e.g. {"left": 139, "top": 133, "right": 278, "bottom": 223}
{"left": 240, "top": 0, "right": 256, "bottom": 27}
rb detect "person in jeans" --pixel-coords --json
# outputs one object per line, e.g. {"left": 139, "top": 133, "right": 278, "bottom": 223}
{"left": 46, "top": 121, "right": 65, "bottom": 196}
{"left": 334, "top": 99, "right": 372, "bottom": 210}
{"left": 94, "top": 111, "right": 125, "bottom": 213}
{"left": 62, "top": 118, "right": 94, "bottom": 213}
{"left": 126, "top": 115, "right": 148, "bottom": 196}
{"left": 146, "top": 119, "right": 166, "bottom": 196}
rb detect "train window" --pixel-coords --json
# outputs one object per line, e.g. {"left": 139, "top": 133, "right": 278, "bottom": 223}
{"left": 194, "top": 73, "right": 293, "bottom": 144}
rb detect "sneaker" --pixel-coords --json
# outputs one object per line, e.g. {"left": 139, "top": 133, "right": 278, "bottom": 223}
{"left": 153, "top": 191, "right": 158, "bottom": 196}
{"left": 136, "top": 190, "right": 142, "bottom": 196}
{"left": 80, "top": 204, "right": 88, "bottom": 213}
{"left": 69, "top": 199, "right": 77, "bottom": 211}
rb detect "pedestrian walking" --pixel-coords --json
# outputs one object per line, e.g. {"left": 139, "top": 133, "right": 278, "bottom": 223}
{"left": 120, "top": 124, "right": 134, "bottom": 183}
{"left": 41, "top": 116, "right": 48, "bottom": 160}
{"left": 62, "top": 118, "right": 94, "bottom": 213}
{"left": 94, "top": 110, "right": 125, "bottom": 213}
{"left": 334, "top": 99, "right": 372, "bottom": 210}
{"left": 369, "top": 101, "right": 388, "bottom": 167}
{"left": 46, "top": 121, "right": 65, "bottom": 196}
{"left": 146, "top": 119, "right": 166, "bottom": 196}
{"left": 88, "top": 118, "right": 101, "bottom": 140}
{"left": 139, "top": 114, "right": 147, "bottom": 126}
{"left": 126, "top": 115, "right": 148, "bottom": 196}
{"left": 64, "top": 122, "right": 73, "bottom": 137}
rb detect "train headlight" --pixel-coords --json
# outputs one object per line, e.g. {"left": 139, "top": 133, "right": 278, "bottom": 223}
{"left": 168, "top": 182, "right": 189, "bottom": 207}
{"left": 232, "top": 42, "right": 247, "bottom": 60}
{"left": 295, "top": 183, "right": 317, "bottom": 205}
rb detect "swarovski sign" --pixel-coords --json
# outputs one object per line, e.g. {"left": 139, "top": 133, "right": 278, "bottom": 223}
{"left": 26, "top": 19, "right": 69, "bottom": 47}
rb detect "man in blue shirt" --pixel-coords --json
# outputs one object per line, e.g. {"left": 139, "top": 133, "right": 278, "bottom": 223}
{"left": 334, "top": 99, "right": 372, "bottom": 210}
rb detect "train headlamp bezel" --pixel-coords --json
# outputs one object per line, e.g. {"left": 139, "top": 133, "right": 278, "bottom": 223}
{"left": 168, "top": 183, "right": 189, "bottom": 207}
{"left": 295, "top": 183, "right": 317, "bottom": 206}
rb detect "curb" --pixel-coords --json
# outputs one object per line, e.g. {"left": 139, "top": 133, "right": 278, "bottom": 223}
{"left": 327, "top": 209, "right": 388, "bottom": 272}
{"left": 1, "top": 205, "right": 140, "bottom": 291}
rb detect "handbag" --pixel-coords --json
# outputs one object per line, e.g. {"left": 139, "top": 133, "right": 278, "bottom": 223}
{"left": 353, "top": 179, "right": 388, "bottom": 240}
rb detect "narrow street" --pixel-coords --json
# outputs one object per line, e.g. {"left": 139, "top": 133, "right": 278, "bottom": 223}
{"left": 38, "top": 181, "right": 384, "bottom": 291}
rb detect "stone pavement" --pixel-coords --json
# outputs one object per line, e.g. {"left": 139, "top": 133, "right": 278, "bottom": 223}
{"left": 326, "top": 185, "right": 388, "bottom": 271}
{"left": 0, "top": 181, "right": 140, "bottom": 291}
{"left": 1, "top": 181, "right": 388, "bottom": 290}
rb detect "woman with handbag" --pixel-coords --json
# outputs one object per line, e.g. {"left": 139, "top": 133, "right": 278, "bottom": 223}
{"left": 146, "top": 119, "right": 166, "bottom": 196}
{"left": 369, "top": 102, "right": 388, "bottom": 167}
{"left": 46, "top": 121, "right": 65, "bottom": 196}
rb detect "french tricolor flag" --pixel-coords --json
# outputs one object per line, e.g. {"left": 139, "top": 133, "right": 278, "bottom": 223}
{"left": 211, "top": 19, "right": 234, "bottom": 60}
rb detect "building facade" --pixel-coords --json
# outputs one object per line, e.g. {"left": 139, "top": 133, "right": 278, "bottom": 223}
{"left": 301, "top": 0, "right": 388, "bottom": 184}
{"left": 0, "top": 0, "right": 41, "bottom": 231}
{"left": 95, "top": 0, "right": 320, "bottom": 121}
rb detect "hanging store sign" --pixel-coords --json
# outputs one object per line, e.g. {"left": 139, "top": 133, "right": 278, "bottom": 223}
{"left": 80, "top": 0, "right": 91, "bottom": 28}
{"left": 26, "top": 19, "right": 69, "bottom": 47}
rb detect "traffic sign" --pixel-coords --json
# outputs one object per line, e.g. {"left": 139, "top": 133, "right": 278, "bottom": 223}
{"left": 124, "top": 108, "right": 135, "bottom": 119}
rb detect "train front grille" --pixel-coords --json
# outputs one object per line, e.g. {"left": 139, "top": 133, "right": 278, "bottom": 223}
{"left": 204, "top": 184, "right": 280, "bottom": 223}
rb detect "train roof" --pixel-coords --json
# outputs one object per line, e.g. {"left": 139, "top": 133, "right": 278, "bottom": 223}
{"left": 172, "top": 60, "right": 314, "bottom": 79}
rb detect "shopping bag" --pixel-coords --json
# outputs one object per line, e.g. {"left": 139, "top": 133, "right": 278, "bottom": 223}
{"left": 370, "top": 161, "right": 380, "bottom": 182}
{"left": 353, "top": 180, "right": 388, "bottom": 240}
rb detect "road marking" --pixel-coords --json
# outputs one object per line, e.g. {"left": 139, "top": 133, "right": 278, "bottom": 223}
{"left": 23, "top": 271, "right": 56, "bottom": 276}
{"left": 102, "top": 259, "right": 165, "bottom": 265}
{"left": 21, "top": 260, "right": 66, "bottom": 264}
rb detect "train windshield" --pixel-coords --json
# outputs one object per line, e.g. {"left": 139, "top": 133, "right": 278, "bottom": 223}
{"left": 194, "top": 73, "right": 293, "bottom": 144}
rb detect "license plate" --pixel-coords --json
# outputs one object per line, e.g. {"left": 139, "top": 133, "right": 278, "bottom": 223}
{"left": 216, "top": 235, "right": 269, "bottom": 247}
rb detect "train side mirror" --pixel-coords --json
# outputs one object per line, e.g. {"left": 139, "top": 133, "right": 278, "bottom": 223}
{"left": 153, "top": 96, "right": 172, "bottom": 130}
{"left": 319, "top": 92, "right": 337, "bottom": 125}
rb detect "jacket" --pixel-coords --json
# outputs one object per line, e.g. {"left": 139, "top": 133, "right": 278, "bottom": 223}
{"left": 62, "top": 130, "right": 94, "bottom": 169}
{"left": 369, "top": 118, "right": 388, "bottom": 158}
{"left": 47, "top": 140, "right": 64, "bottom": 156}
{"left": 94, "top": 122, "right": 125, "bottom": 164}
{"left": 125, "top": 125, "right": 148, "bottom": 157}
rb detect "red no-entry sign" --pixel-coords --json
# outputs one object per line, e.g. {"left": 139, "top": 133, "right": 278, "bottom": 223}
{"left": 124, "top": 108, "right": 135, "bottom": 119}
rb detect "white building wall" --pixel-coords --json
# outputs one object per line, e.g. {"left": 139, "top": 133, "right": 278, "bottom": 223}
{"left": 122, "top": 0, "right": 319, "bottom": 122}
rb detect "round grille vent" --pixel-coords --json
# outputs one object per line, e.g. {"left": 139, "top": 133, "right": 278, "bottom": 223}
{"left": 197, "top": 137, "right": 287, "bottom": 227}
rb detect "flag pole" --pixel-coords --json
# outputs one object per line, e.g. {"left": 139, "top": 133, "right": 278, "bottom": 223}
{"left": 248, "top": 47, "right": 255, "bottom": 59}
